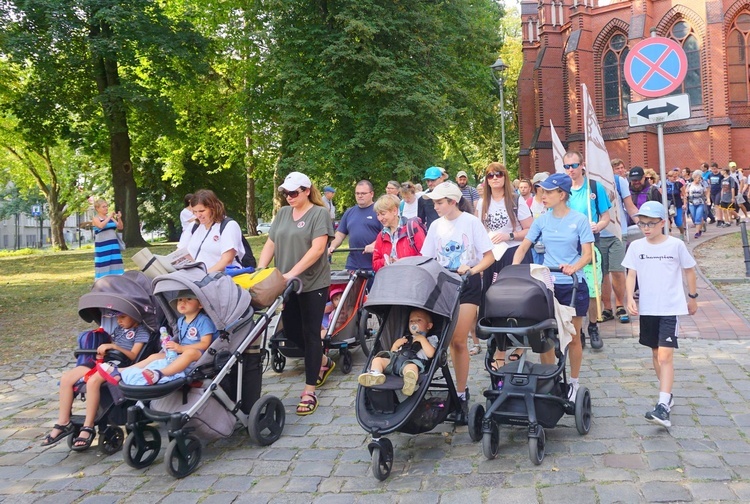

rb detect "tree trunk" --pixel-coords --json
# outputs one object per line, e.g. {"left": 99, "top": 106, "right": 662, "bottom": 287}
{"left": 245, "top": 135, "right": 258, "bottom": 235}
{"left": 49, "top": 206, "right": 67, "bottom": 251}
{"left": 90, "top": 21, "right": 147, "bottom": 248}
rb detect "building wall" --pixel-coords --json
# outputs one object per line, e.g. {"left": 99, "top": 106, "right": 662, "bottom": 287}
{"left": 518, "top": 0, "right": 750, "bottom": 177}
{"left": 0, "top": 211, "right": 96, "bottom": 250}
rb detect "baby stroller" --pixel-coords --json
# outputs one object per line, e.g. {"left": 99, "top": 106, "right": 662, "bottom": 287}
{"left": 118, "top": 263, "right": 299, "bottom": 478}
{"left": 472, "top": 265, "right": 592, "bottom": 465}
{"left": 270, "top": 249, "right": 378, "bottom": 375}
{"left": 72, "top": 271, "right": 162, "bottom": 454}
{"left": 355, "top": 256, "right": 465, "bottom": 481}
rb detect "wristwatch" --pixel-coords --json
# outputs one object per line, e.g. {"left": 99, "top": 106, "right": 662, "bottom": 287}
{"left": 509, "top": 232, "right": 515, "bottom": 241}
{"left": 688, "top": 292, "right": 699, "bottom": 299}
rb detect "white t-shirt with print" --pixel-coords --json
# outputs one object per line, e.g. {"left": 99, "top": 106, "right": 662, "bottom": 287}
{"left": 621, "top": 236, "right": 696, "bottom": 316}
{"left": 476, "top": 196, "right": 531, "bottom": 248}
{"left": 178, "top": 220, "right": 244, "bottom": 269}
{"left": 420, "top": 212, "right": 493, "bottom": 270}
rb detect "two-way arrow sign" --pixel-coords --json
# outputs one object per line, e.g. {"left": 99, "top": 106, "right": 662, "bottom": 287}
{"left": 627, "top": 93, "right": 691, "bottom": 127}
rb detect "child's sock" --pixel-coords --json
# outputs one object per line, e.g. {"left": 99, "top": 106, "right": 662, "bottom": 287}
{"left": 457, "top": 391, "right": 466, "bottom": 400}
{"left": 569, "top": 377, "right": 579, "bottom": 386}
{"left": 658, "top": 392, "right": 672, "bottom": 410}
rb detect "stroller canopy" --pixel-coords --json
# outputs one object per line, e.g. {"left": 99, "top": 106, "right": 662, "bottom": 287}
{"left": 152, "top": 264, "right": 252, "bottom": 331}
{"left": 484, "top": 265, "right": 554, "bottom": 321}
{"left": 364, "top": 256, "right": 461, "bottom": 318}
{"left": 78, "top": 270, "right": 161, "bottom": 331}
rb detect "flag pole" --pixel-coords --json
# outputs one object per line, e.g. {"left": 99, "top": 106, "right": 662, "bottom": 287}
{"left": 582, "top": 87, "right": 602, "bottom": 319}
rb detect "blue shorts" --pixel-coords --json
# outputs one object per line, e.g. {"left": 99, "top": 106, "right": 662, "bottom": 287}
{"left": 554, "top": 279, "right": 590, "bottom": 317}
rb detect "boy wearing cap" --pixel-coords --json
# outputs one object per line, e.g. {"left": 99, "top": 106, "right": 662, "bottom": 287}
{"left": 622, "top": 201, "right": 698, "bottom": 428}
{"left": 418, "top": 166, "right": 449, "bottom": 229}
{"left": 420, "top": 181, "right": 495, "bottom": 417}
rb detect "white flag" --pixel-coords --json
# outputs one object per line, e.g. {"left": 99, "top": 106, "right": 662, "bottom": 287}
{"left": 550, "top": 120, "right": 566, "bottom": 174}
{"left": 582, "top": 84, "right": 621, "bottom": 239}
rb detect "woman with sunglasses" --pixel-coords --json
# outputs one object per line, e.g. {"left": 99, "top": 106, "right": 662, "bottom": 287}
{"left": 178, "top": 189, "right": 246, "bottom": 273}
{"left": 512, "top": 173, "right": 594, "bottom": 401}
{"left": 257, "top": 172, "right": 335, "bottom": 416}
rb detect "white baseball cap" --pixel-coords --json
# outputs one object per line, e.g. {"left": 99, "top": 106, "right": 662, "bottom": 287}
{"left": 456, "top": 170, "right": 468, "bottom": 179}
{"left": 279, "top": 172, "right": 312, "bottom": 191}
{"left": 425, "top": 182, "right": 462, "bottom": 202}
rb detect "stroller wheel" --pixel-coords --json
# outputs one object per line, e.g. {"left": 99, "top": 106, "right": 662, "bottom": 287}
{"left": 369, "top": 438, "right": 393, "bottom": 481}
{"left": 123, "top": 425, "right": 161, "bottom": 469}
{"left": 165, "top": 435, "right": 202, "bottom": 479}
{"left": 247, "top": 395, "right": 285, "bottom": 446}
{"left": 575, "top": 386, "right": 592, "bottom": 435}
{"left": 271, "top": 350, "right": 286, "bottom": 373}
{"left": 340, "top": 349, "right": 353, "bottom": 374}
{"left": 481, "top": 421, "right": 499, "bottom": 460}
{"left": 357, "top": 311, "right": 380, "bottom": 357}
{"left": 528, "top": 426, "right": 545, "bottom": 465}
{"left": 467, "top": 403, "right": 484, "bottom": 442}
{"left": 99, "top": 426, "right": 125, "bottom": 455}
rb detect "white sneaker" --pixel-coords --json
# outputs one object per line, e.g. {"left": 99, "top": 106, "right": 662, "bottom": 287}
{"left": 567, "top": 381, "right": 580, "bottom": 401}
{"left": 358, "top": 370, "right": 386, "bottom": 388}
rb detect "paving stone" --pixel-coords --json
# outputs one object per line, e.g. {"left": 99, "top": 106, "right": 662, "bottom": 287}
{"left": 602, "top": 453, "right": 646, "bottom": 469}
{"left": 595, "top": 482, "right": 642, "bottom": 504}
{"left": 641, "top": 481, "right": 691, "bottom": 502}
{"left": 539, "top": 484, "right": 594, "bottom": 503}
{"left": 687, "top": 481, "right": 738, "bottom": 501}
{"left": 680, "top": 451, "right": 724, "bottom": 468}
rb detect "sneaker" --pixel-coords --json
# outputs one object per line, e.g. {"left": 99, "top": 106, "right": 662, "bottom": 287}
{"left": 588, "top": 324, "right": 603, "bottom": 350}
{"left": 358, "top": 370, "right": 386, "bottom": 388}
{"left": 645, "top": 402, "right": 671, "bottom": 427}
{"left": 694, "top": 231, "right": 702, "bottom": 238}
{"left": 580, "top": 328, "right": 586, "bottom": 348}
{"left": 567, "top": 381, "right": 580, "bottom": 401}
{"left": 615, "top": 306, "right": 630, "bottom": 323}
{"left": 402, "top": 369, "right": 418, "bottom": 396}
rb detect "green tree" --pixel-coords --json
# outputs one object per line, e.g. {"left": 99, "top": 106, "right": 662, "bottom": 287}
{"left": 0, "top": 0, "right": 208, "bottom": 246}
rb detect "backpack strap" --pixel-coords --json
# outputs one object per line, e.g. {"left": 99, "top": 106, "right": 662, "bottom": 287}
{"left": 589, "top": 178, "right": 601, "bottom": 219}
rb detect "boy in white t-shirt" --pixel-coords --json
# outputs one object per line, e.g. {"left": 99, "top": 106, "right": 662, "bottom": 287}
{"left": 622, "top": 201, "right": 698, "bottom": 428}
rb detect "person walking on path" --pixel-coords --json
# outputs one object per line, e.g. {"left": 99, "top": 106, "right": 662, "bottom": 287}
{"left": 257, "top": 172, "right": 335, "bottom": 416}
{"left": 687, "top": 170, "right": 710, "bottom": 238}
{"left": 92, "top": 199, "right": 124, "bottom": 280}
{"left": 323, "top": 186, "right": 336, "bottom": 221}
{"left": 328, "top": 180, "right": 382, "bottom": 271}
{"left": 623, "top": 201, "right": 698, "bottom": 428}
{"left": 456, "top": 170, "right": 480, "bottom": 214}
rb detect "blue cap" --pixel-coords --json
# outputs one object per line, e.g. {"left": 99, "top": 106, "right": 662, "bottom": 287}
{"left": 635, "top": 201, "right": 666, "bottom": 220}
{"left": 423, "top": 166, "right": 444, "bottom": 180}
{"left": 537, "top": 172, "right": 572, "bottom": 193}
{"left": 323, "top": 186, "right": 336, "bottom": 193}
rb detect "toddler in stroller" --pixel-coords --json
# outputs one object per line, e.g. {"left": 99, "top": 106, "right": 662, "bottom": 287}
{"left": 472, "top": 264, "right": 592, "bottom": 465}
{"left": 41, "top": 271, "right": 161, "bottom": 453}
{"left": 355, "top": 256, "right": 466, "bottom": 481}
{"left": 117, "top": 263, "right": 297, "bottom": 478}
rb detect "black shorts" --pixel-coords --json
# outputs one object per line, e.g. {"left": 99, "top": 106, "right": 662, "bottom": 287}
{"left": 460, "top": 272, "right": 482, "bottom": 306}
{"left": 639, "top": 315, "right": 679, "bottom": 349}
{"left": 719, "top": 201, "right": 735, "bottom": 210}
{"left": 554, "top": 279, "right": 589, "bottom": 317}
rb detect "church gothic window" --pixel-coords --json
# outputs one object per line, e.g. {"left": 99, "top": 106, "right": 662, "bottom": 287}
{"left": 728, "top": 13, "right": 750, "bottom": 103}
{"left": 603, "top": 34, "right": 630, "bottom": 117}
{"left": 669, "top": 21, "right": 702, "bottom": 106}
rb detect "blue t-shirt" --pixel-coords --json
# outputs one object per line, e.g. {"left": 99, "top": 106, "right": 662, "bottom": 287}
{"left": 526, "top": 209, "right": 595, "bottom": 284}
{"left": 708, "top": 172, "right": 723, "bottom": 196}
{"left": 337, "top": 204, "right": 382, "bottom": 270}
{"left": 600, "top": 175, "right": 631, "bottom": 237}
{"left": 177, "top": 312, "right": 217, "bottom": 345}
{"left": 112, "top": 324, "right": 151, "bottom": 352}
{"left": 568, "top": 177, "right": 611, "bottom": 224}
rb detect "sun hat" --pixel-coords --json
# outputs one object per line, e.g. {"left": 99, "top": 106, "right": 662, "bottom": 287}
{"left": 329, "top": 284, "right": 346, "bottom": 300}
{"left": 425, "top": 182, "right": 462, "bottom": 202}
{"left": 456, "top": 170, "right": 468, "bottom": 179}
{"left": 537, "top": 172, "right": 572, "bottom": 193}
{"left": 423, "top": 166, "right": 444, "bottom": 181}
{"left": 279, "top": 172, "right": 312, "bottom": 191}
{"left": 635, "top": 201, "right": 666, "bottom": 220}
{"left": 170, "top": 289, "right": 199, "bottom": 310}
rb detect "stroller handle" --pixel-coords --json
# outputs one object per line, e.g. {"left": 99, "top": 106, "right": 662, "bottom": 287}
{"left": 546, "top": 266, "right": 579, "bottom": 307}
{"left": 285, "top": 277, "right": 304, "bottom": 295}
{"left": 331, "top": 247, "right": 365, "bottom": 253}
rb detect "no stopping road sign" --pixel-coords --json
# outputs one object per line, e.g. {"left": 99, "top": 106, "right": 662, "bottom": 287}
{"left": 624, "top": 37, "right": 687, "bottom": 98}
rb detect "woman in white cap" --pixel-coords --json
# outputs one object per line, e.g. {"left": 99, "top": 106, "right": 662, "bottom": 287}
{"left": 420, "top": 181, "right": 495, "bottom": 418}
{"left": 178, "top": 189, "right": 245, "bottom": 273}
{"left": 257, "top": 172, "right": 335, "bottom": 415}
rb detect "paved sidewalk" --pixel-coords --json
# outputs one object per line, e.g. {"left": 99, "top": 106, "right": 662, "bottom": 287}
{"left": 1, "top": 230, "right": 749, "bottom": 503}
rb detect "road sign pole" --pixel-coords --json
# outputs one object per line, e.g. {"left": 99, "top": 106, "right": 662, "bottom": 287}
{"left": 657, "top": 123, "right": 670, "bottom": 235}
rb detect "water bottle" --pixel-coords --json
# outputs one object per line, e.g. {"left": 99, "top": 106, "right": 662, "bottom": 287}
{"left": 160, "top": 327, "right": 178, "bottom": 363}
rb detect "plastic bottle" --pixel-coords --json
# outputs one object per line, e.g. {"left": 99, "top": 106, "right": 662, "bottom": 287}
{"left": 160, "top": 327, "right": 178, "bottom": 363}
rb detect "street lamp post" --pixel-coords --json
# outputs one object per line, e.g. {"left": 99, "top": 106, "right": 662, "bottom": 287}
{"left": 491, "top": 57, "right": 508, "bottom": 167}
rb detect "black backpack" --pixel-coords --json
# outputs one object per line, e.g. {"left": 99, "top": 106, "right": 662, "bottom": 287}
{"left": 192, "top": 217, "right": 257, "bottom": 269}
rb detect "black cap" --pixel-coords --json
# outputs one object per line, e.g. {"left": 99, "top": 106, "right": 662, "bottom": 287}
{"left": 628, "top": 166, "right": 645, "bottom": 180}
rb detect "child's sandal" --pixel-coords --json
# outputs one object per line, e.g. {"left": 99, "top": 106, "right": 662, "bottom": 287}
{"left": 296, "top": 391, "right": 318, "bottom": 416}
{"left": 143, "top": 369, "right": 163, "bottom": 385}
{"left": 40, "top": 422, "right": 74, "bottom": 446}
{"left": 316, "top": 356, "right": 336, "bottom": 387}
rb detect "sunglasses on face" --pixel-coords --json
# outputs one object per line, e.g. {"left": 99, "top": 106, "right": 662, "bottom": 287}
{"left": 281, "top": 188, "right": 304, "bottom": 198}
{"left": 647, "top": 177, "right": 655, "bottom": 181}
{"left": 486, "top": 171, "right": 504, "bottom": 179}
{"left": 563, "top": 163, "right": 581, "bottom": 170}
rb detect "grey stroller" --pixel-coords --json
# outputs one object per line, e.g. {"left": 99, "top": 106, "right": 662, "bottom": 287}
{"left": 118, "top": 263, "right": 299, "bottom": 478}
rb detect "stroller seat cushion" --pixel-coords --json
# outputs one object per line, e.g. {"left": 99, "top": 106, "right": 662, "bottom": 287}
{"left": 119, "top": 378, "right": 189, "bottom": 400}
{"left": 364, "top": 373, "right": 428, "bottom": 391}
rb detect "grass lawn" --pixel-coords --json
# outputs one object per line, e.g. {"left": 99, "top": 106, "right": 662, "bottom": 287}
{"left": 0, "top": 234, "right": 349, "bottom": 367}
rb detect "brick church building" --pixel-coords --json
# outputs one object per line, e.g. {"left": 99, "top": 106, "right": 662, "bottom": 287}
{"left": 518, "top": 0, "right": 750, "bottom": 177}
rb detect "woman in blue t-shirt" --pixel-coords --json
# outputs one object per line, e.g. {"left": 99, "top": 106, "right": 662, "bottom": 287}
{"left": 512, "top": 173, "right": 594, "bottom": 402}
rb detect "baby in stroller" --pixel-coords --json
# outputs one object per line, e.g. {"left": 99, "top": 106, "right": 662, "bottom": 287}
{"left": 98, "top": 289, "right": 216, "bottom": 385}
{"left": 358, "top": 308, "right": 438, "bottom": 396}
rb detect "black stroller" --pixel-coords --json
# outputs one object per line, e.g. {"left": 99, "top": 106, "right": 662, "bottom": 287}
{"left": 355, "top": 256, "right": 465, "bottom": 480}
{"left": 270, "top": 249, "right": 378, "bottom": 374}
{"left": 472, "top": 265, "right": 592, "bottom": 465}
{"left": 118, "top": 263, "right": 299, "bottom": 478}
{"left": 72, "top": 271, "right": 162, "bottom": 454}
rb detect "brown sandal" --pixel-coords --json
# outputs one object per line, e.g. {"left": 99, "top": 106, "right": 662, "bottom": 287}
{"left": 296, "top": 391, "right": 318, "bottom": 416}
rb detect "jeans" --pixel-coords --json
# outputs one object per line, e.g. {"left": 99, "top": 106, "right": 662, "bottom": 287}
{"left": 689, "top": 203, "right": 705, "bottom": 226}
